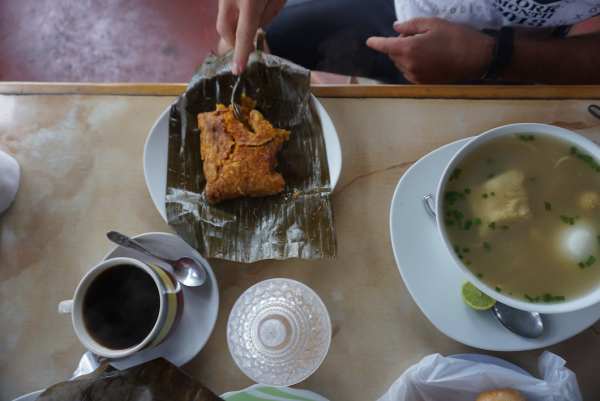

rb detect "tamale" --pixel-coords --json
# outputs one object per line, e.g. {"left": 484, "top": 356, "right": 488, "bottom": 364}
{"left": 198, "top": 97, "right": 290, "bottom": 204}
{"left": 166, "top": 51, "right": 336, "bottom": 262}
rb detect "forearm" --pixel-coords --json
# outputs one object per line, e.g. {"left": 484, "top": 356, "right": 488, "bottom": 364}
{"left": 501, "top": 33, "right": 600, "bottom": 84}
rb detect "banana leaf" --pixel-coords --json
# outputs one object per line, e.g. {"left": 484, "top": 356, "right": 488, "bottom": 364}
{"left": 37, "top": 358, "right": 223, "bottom": 401}
{"left": 166, "top": 51, "right": 336, "bottom": 262}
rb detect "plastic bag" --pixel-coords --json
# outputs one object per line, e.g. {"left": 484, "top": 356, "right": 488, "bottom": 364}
{"left": 377, "top": 352, "right": 581, "bottom": 401}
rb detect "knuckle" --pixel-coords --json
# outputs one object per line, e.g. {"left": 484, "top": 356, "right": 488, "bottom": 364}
{"left": 402, "top": 42, "right": 415, "bottom": 56}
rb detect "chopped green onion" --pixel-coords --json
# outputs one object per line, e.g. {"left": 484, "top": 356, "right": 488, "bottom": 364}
{"left": 488, "top": 222, "right": 496, "bottom": 230}
{"left": 585, "top": 255, "right": 597, "bottom": 267}
{"left": 544, "top": 201, "right": 552, "bottom": 211}
{"left": 477, "top": 273, "right": 484, "bottom": 278}
{"left": 449, "top": 168, "right": 462, "bottom": 181}
{"left": 474, "top": 218, "right": 482, "bottom": 225}
{"left": 495, "top": 287, "right": 502, "bottom": 292}
{"left": 464, "top": 188, "right": 471, "bottom": 194}
{"left": 483, "top": 242, "right": 492, "bottom": 252}
{"left": 463, "top": 220, "right": 473, "bottom": 230}
{"left": 525, "top": 293, "right": 565, "bottom": 303}
{"left": 570, "top": 146, "right": 600, "bottom": 172}
{"left": 490, "top": 191, "right": 496, "bottom": 196}
{"left": 542, "top": 293, "right": 565, "bottom": 303}
{"left": 501, "top": 225, "right": 509, "bottom": 230}
{"left": 560, "top": 215, "right": 578, "bottom": 225}
{"left": 517, "top": 134, "right": 535, "bottom": 142}
{"left": 444, "top": 191, "right": 465, "bottom": 206}
{"left": 482, "top": 193, "right": 489, "bottom": 199}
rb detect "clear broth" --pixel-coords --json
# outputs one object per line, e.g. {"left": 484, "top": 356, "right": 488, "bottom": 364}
{"left": 443, "top": 134, "right": 600, "bottom": 303}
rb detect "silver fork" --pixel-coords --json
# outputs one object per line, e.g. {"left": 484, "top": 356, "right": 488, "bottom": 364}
{"left": 230, "top": 72, "right": 245, "bottom": 122}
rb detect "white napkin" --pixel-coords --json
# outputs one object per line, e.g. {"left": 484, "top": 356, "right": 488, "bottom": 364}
{"left": 0, "top": 149, "right": 20, "bottom": 213}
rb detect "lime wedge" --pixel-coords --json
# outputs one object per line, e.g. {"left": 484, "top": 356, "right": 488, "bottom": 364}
{"left": 462, "top": 282, "right": 496, "bottom": 310}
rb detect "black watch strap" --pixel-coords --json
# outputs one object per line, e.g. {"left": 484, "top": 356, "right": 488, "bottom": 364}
{"left": 483, "top": 27, "right": 515, "bottom": 80}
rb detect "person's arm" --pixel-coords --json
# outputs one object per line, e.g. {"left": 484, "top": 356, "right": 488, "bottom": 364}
{"left": 502, "top": 33, "right": 600, "bottom": 84}
{"left": 366, "top": 17, "right": 600, "bottom": 84}
{"left": 216, "top": 0, "right": 285, "bottom": 75}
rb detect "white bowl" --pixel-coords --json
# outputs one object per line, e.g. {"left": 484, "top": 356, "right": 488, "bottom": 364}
{"left": 434, "top": 123, "right": 600, "bottom": 314}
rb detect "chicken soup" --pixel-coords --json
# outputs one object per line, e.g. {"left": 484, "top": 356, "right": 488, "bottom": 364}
{"left": 442, "top": 134, "right": 600, "bottom": 303}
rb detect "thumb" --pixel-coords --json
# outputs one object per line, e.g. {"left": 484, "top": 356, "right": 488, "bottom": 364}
{"left": 393, "top": 17, "right": 435, "bottom": 36}
{"left": 366, "top": 36, "right": 398, "bottom": 55}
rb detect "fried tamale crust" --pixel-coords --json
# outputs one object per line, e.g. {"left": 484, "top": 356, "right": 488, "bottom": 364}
{"left": 198, "top": 100, "right": 290, "bottom": 204}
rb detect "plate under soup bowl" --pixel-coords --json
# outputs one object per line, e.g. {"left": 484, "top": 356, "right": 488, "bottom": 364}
{"left": 434, "top": 123, "right": 600, "bottom": 314}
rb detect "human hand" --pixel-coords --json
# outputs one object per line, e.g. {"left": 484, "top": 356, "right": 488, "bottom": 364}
{"left": 217, "top": 0, "right": 285, "bottom": 74}
{"left": 366, "top": 18, "right": 494, "bottom": 83}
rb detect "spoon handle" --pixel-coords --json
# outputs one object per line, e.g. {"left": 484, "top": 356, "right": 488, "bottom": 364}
{"left": 106, "top": 231, "right": 169, "bottom": 264}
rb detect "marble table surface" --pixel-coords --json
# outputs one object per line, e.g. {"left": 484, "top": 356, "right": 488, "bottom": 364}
{"left": 1, "top": 92, "right": 600, "bottom": 401}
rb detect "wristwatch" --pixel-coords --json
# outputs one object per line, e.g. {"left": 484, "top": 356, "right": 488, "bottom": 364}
{"left": 482, "top": 27, "right": 515, "bottom": 81}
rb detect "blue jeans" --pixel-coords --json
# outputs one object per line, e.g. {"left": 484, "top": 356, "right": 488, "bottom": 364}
{"left": 266, "top": 0, "right": 407, "bottom": 83}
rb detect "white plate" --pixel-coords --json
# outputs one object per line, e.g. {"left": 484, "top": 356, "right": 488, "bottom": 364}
{"left": 103, "top": 232, "right": 219, "bottom": 369}
{"left": 144, "top": 96, "right": 342, "bottom": 221}
{"left": 221, "top": 384, "right": 330, "bottom": 401}
{"left": 11, "top": 391, "right": 42, "bottom": 401}
{"left": 389, "top": 138, "right": 600, "bottom": 351}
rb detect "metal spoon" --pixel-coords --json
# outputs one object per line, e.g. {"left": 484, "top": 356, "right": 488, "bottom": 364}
{"left": 106, "top": 231, "right": 207, "bottom": 287}
{"left": 492, "top": 302, "right": 544, "bottom": 338}
{"left": 589, "top": 104, "right": 600, "bottom": 120}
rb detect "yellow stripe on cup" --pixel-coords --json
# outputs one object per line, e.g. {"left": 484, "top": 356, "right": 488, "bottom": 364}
{"left": 148, "top": 263, "right": 179, "bottom": 347}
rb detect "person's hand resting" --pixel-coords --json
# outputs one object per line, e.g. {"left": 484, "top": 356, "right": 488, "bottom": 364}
{"left": 217, "top": 0, "right": 285, "bottom": 74}
{"left": 367, "top": 18, "right": 495, "bottom": 83}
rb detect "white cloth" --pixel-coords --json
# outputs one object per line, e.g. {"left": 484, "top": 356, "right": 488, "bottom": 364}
{"left": 0, "top": 149, "right": 20, "bottom": 214}
{"left": 395, "top": 0, "right": 600, "bottom": 30}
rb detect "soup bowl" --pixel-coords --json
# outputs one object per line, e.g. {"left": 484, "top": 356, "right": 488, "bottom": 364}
{"left": 430, "top": 123, "right": 600, "bottom": 314}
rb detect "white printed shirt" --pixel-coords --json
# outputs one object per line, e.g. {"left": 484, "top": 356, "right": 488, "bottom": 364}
{"left": 395, "top": 0, "right": 600, "bottom": 29}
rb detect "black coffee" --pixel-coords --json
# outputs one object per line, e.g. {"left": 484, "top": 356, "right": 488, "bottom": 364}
{"left": 83, "top": 265, "right": 160, "bottom": 349}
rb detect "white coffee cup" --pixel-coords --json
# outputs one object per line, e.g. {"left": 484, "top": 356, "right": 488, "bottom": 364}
{"left": 426, "top": 123, "right": 600, "bottom": 314}
{"left": 59, "top": 257, "right": 182, "bottom": 358}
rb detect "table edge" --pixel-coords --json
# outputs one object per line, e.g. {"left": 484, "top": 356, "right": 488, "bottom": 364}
{"left": 0, "top": 82, "right": 599, "bottom": 99}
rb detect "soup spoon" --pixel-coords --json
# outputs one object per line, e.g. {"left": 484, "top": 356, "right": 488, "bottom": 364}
{"left": 106, "top": 231, "right": 207, "bottom": 287}
{"left": 492, "top": 302, "right": 544, "bottom": 338}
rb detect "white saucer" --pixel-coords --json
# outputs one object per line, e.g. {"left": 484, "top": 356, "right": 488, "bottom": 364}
{"left": 144, "top": 96, "right": 342, "bottom": 221}
{"left": 389, "top": 138, "right": 600, "bottom": 351}
{"left": 103, "top": 232, "right": 219, "bottom": 369}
